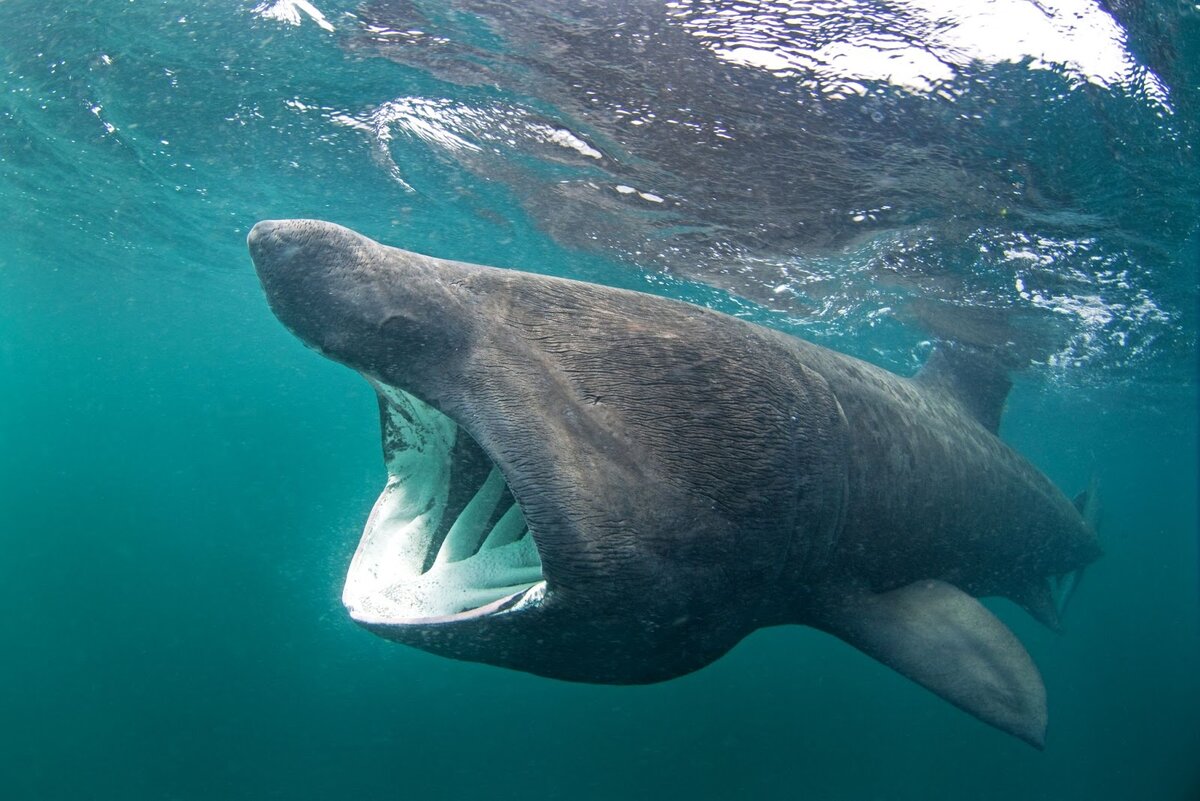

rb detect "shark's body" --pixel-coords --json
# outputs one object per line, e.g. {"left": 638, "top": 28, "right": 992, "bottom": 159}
{"left": 248, "top": 219, "right": 1099, "bottom": 748}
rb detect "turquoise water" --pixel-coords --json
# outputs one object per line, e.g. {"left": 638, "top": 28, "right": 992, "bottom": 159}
{"left": 1, "top": 1, "right": 1197, "bottom": 799}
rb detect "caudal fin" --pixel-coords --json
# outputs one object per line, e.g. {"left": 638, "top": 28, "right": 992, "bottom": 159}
{"left": 1057, "top": 475, "right": 1101, "bottom": 620}
{"left": 1049, "top": 569, "right": 1086, "bottom": 621}
{"left": 1017, "top": 476, "right": 1100, "bottom": 630}
{"left": 1012, "top": 579, "right": 1063, "bottom": 632}
{"left": 1073, "top": 475, "right": 1101, "bottom": 530}
{"left": 1011, "top": 566, "right": 1089, "bottom": 632}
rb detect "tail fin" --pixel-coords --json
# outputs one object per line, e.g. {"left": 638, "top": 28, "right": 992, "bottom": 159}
{"left": 1012, "top": 580, "right": 1063, "bottom": 632}
{"left": 1049, "top": 570, "right": 1085, "bottom": 622}
{"left": 1013, "top": 568, "right": 1088, "bottom": 632}
{"left": 1015, "top": 476, "right": 1100, "bottom": 631}
{"left": 1052, "top": 475, "right": 1101, "bottom": 622}
{"left": 1073, "top": 474, "right": 1101, "bottom": 531}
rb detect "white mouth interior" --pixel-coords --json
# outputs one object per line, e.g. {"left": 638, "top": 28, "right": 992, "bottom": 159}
{"left": 342, "top": 385, "right": 545, "bottom": 624}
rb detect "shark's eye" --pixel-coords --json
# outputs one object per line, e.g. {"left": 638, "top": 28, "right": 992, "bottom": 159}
{"left": 341, "top": 383, "right": 545, "bottom": 624}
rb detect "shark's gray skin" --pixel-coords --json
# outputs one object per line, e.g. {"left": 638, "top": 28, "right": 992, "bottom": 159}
{"left": 247, "top": 219, "right": 1100, "bottom": 749}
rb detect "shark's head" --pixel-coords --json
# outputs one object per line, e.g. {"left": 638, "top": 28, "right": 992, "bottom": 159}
{"left": 248, "top": 219, "right": 846, "bottom": 683}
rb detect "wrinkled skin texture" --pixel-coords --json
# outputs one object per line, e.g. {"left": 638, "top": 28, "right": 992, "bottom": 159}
{"left": 248, "top": 219, "right": 1100, "bottom": 746}
{"left": 248, "top": 219, "right": 848, "bottom": 680}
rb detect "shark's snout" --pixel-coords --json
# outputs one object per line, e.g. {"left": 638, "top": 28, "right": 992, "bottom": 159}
{"left": 247, "top": 218, "right": 352, "bottom": 293}
{"left": 246, "top": 218, "right": 279, "bottom": 249}
{"left": 248, "top": 219, "right": 357, "bottom": 364}
{"left": 246, "top": 219, "right": 296, "bottom": 277}
{"left": 247, "top": 219, "right": 449, "bottom": 382}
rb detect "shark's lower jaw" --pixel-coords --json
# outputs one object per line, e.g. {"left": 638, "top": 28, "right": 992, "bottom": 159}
{"left": 341, "top": 383, "right": 546, "bottom": 626}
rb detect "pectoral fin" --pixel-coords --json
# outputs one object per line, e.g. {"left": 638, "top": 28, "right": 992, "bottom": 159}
{"left": 814, "top": 579, "right": 1047, "bottom": 748}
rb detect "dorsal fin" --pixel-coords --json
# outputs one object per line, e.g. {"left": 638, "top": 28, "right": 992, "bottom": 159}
{"left": 916, "top": 346, "right": 1012, "bottom": 434}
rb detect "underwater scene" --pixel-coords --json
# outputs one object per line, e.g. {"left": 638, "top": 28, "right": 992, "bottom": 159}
{"left": 1, "top": 1, "right": 1197, "bottom": 799}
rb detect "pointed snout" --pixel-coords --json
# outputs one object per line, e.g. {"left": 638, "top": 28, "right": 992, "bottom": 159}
{"left": 247, "top": 218, "right": 356, "bottom": 290}
{"left": 246, "top": 218, "right": 282, "bottom": 249}
{"left": 247, "top": 218, "right": 475, "bottom": 394}
{"left": 246, "top": 219, "right": 288, "bottom": 273}
{"left": 248, "top": 219, "right": 375, "bottom": 354}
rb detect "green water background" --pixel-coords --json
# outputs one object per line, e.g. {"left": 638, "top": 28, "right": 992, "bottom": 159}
{"left": 1, "top": 2, "right": 1197, "bottom": 799}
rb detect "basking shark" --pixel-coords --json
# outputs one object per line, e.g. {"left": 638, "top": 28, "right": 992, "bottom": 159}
{"left": 247, "top": 219, "right": 1099, "bottom": 748}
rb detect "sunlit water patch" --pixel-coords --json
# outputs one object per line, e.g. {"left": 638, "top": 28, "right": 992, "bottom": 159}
{"left": 244, "top": 0, "right": 1199, "bottom": 381}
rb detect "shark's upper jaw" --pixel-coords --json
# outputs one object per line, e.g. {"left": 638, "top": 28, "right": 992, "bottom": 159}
{"left": 248, "top": 219, "right": 550, "bottom": 629}
{"left": 341, "top": 380, "right": 548, "bottom": 627}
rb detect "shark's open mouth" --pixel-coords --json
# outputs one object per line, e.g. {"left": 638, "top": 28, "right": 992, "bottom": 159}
{"left": 342, "top": 383, "right": 546, "bottom": 625}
